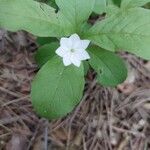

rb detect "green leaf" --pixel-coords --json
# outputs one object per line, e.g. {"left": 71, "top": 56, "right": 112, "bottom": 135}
{"left": 55, "top": 0, "right": 95, "bottom": 33}
{"left": 35, "top": 42, "right": 59, "bottom": 67}
{"left": 47, "top": 0, "right": 58, "bottom": 9}
{"left": 121, "top": 0, "right": 150, "bottom": 8}
{"left": 112, "top": 0, "right": 121, "bottom": 7}
{"left": 83, "top": 61, "right": 90, "bottom": 75}
{"left": 36, "top": 0, "right": 58, "bottom": 9}
{"left": 36, "top": 37, "right": 57, "bottom": 46}
{"left": 107, "top": 0, "right": 113, "bottom": 5}
{"left": 106, "top": 5, "right": 120, "bottom": 16}
{"left": 31, "top": 56, "right": 85, "bottom": 120}
{"left": 107, "top": 0, "right": 121, "bottom": 7}
{"left": 88, "top": 46, "right": 127, "bottom": 86}
{"left": 85, "top": 8, "right": 150, "bottom": 60}
{"left": 105, "top": 0, "right": 120, "bottom": 16}
{"left": 0, "top": 0, "right": 72, "bottom": 37}
{"left": 94, "top": 0, "right": 106, "bottom": 14}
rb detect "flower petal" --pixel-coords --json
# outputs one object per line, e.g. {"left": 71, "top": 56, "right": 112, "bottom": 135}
{"left": 55, "top": 47, "right": 66, "bottom": 57}
{"left": 74, "top": 49, "right": 90, "bottom": 61}
{"left": 80, "top": 40, "right": 90, "bottom": 49}
{"left": 70, "top": 34, "right": 81, "bottom": 50}
{"left": 60, "top": 37, "right": 72, "bottom": 49}
{"left": 70, "top": 55, "right": 81, "bottom": 67}
{"left": 63, "top": 53, "right": 72, "bottom": 66}
{"left": 70, "top": 33, "right": 80, "bottom": 43}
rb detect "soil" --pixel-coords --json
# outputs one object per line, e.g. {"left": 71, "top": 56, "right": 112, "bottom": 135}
{"left": 0, "top": 29, "right": 150, "bottom": 150}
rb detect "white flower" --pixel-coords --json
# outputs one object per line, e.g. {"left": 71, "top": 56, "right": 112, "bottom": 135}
{"left": 55, "top": 33, "right": 90, "bottom": 67}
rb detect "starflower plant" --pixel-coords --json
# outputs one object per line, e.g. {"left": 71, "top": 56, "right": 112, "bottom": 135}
{"left": 0, "top": 0, "right": 150, "bottom": 119}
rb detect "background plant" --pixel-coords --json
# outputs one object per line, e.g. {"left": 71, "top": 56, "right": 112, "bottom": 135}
{"left": 0, "top": 0, "right": 150, "bottom": 120}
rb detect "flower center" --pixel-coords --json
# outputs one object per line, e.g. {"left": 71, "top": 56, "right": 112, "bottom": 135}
{"left": 70, "top": 49, "right": 75, "bottom": 53}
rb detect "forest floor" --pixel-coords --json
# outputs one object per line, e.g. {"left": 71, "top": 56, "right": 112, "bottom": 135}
{"left": 0, "top": 30, "right": 150, "bottom": 150}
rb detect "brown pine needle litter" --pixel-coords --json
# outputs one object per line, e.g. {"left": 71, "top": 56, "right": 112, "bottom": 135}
{"left": 0, "top": 30, "right": 150, "bottom": 150}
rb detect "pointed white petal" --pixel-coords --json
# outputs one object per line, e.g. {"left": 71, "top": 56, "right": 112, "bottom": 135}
{"left": 55, "top": 47, "right": 66, "bottom": 57}
{"left": 80, "top": 40, "right": 90, "bottom": 49}
{"left": 63, "top": 53, "right": 72, "bottom": 66}
{"left": 70, "top": 55, "right": 81, "bottom": 67}
{"left": 74, "top": 49, "right": 90, "bottom": 60}
{"left": 70, "top": 34, "right": 81, "bottom": 49}
{"left": 60, "top": 37, "right": 72, "bottom": 49}
{"left": 80, "top": 50, "right": 90, "bottom": 60}
{"left": 70, "top": 33, "right": 80, "bottom": 42}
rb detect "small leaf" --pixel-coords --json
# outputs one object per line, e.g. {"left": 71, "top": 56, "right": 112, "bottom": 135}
{"left": 88, "top": 46, "right": 127, "bottom": 86}
{"left": 85, "top": 8, "right": 150, "bottom": 60}
{"left": 31, "top": 56, "right": 85, "bottom": 120}
{"left": 35, "top": 42, "right": 59, "bottom": 67}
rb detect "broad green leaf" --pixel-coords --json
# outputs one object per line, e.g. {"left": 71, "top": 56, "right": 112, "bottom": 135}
{"left": 81, "top": 23, "right": 92, "bottom": 33}
{"left": 0, "top": 0, "right": 72, "bottom": 37}
{"left": 88, "top": 46, "right": 127, "bottom": 86}
{"left": 36, "top": 37, "right": 57, "bottom": 46}
{"left": 106, "top": 5, "right": 120, "bottom": 16}
{"left": 55, "top": 0, "right": 95, "bottom": 33}
{"left": 35, "top": 42, "right": 59, "bottom": 67}
{"left": 94, "top": 0, "right": 106, "bottom": 14}
{"left": 31, "top": 56, "right": 85, "bottom": 120}
{"left": 105, "top": 0, "right": 120, "bottom": 16}
{"left": 85, "top": 8, "right": 150, "bottom": 60}
{"left": 83, "top": 61, "right": 90, "bottom": 75}
{"left": 121, "top": 0, "right": 150, "bottom": 8}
